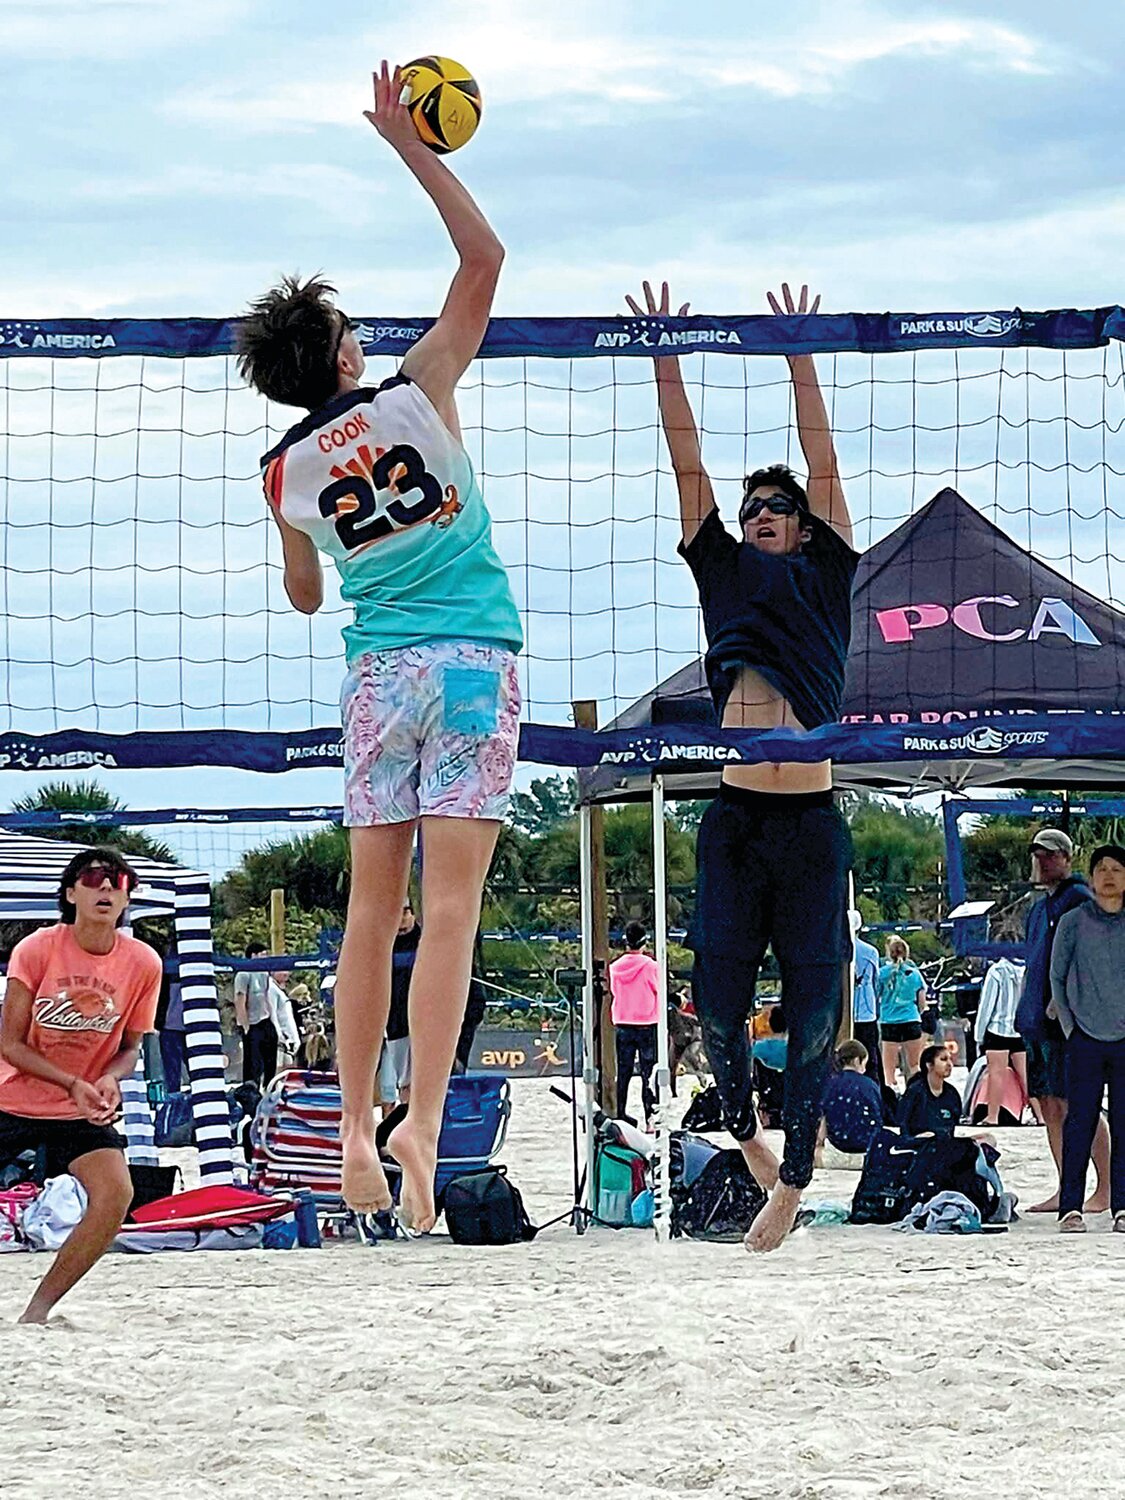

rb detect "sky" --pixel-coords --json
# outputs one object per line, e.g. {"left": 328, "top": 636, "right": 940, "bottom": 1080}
{"left": 1, "top": 0, "right": 1123, "bottom": 869}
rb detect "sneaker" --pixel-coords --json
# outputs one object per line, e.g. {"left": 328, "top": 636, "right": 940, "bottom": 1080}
{"left": 1114, "top": 1212, "right": 1125, "bottom": 1234}
{"left": 1059, "top": 1210, "right": 1087, "bottom": 1234}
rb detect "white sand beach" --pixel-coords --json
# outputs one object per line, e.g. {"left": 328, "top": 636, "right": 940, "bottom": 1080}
{"left": 2, "top": 1080, "right": 1123, "bottom": 1500}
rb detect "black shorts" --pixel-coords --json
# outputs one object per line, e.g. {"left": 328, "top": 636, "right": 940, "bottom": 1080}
{"left": 881, "top": 1021, "right": 922, "bottom": 1044}
{"left": 983, "top": 1030, "right": 1026, "bottom": 1055}
{"left": 0, "top": 1108, "right": 125, "bottom": 1180}
{"left": 1026, "top": 1032, "right": 1067, "bottom": 1099}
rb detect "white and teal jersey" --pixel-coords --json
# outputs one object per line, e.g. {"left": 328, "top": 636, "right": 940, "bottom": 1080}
{"left": 262, "top": 375, "right": 522, "bottom": 661}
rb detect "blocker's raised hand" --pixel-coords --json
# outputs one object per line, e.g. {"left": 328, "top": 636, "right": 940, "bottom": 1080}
{"left": 363, "top": 60, "right": 420, "bottom": 154}
{"left": 625, "top": 280, "right": 691, "bottom": 319}
{"left": 766, "top": 282, "right": 821, "bottom": 316}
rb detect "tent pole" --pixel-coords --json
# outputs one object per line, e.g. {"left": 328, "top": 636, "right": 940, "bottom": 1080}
{"left": 838, "top": 871, "right": 857, "bottom": 1045}
{"left": 573, "top": 699, "right": 614, "bottom": 1111}
{"left": 579, "top": 803, "right": 598, "bottom": 1228}
{"left": 651, "top": 775, "right": 672, "bottom": 1244}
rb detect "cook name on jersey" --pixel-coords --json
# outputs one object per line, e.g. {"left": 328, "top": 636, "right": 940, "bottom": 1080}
{"left": 264, "top": 378, "right": 467, "bottom": 561}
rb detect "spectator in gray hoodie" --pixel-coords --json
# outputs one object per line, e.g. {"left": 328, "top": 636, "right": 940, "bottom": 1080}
{"left": 1049, "top": 844, "right": 1125, "bottom": 1234}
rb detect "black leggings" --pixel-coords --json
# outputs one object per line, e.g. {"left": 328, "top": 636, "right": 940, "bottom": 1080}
{"left": 243, "top": 1017, "right": 278, "bottom": 1091}
{"left": 690, "top": 785, "right": 852, "bottom": 1190}
{"left": 615, "top": 1023, "right": 657, "bottom": 1123}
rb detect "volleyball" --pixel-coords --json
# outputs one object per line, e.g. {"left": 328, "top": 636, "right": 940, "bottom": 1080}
{"left": 401, "top": 56, "right": 482, "bottom": 154}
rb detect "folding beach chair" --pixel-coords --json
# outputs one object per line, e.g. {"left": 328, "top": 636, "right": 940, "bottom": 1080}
{"left": 248, "top": 1069, "right": 512, "bottom": 1217}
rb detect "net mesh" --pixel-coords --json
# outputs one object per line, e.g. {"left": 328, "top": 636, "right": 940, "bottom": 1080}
{"left": 2, "top": 329, "right": 1124, "bottom": 746}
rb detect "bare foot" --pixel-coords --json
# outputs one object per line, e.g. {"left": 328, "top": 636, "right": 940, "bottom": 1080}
{"left": 16, "top": 1303, "right": 73, "bottom": 1327}
{"left": 340, "top": 1114, "right": 392, "bottom": 1214}
{"left": 744, "top": 1182, "right": 803, "bottom": 1254}
{"left": 1084, "top": 1192, "right": 1110, "bottom": 1214}
{"left": 1028, "top": 1194, "right": 1060, "bottom": 1214}
{"left": 386, "top": 1117, "right": 439, "bottom": 1233}
{"left": 738, "top": 1133, "right": 780, "bottom": 1191}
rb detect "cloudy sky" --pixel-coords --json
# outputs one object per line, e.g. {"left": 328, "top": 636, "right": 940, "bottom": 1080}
{"left": 1, "top": 0, "right": 1123, "bottom": 863}
{"left": 5, "top": 0, "right": 1123, "bottom": 317}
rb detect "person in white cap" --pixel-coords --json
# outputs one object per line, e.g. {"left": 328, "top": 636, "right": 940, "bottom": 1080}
{"left": 1015, "top": 827, "right": 1110, "bottom": 1214}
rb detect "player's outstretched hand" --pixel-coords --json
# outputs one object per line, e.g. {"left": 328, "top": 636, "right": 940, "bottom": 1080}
{"left": 766, "top": 282, "right": 821, "bottom": 316}
{"left": 625, "top": 280, "right": 690, "bottom": 319}
{"left": 363, "top": 60, "right": 420, "bottom": 154}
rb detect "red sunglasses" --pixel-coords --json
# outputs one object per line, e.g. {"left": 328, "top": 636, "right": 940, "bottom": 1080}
{"left": 74, "top": 864, "right": 131, "bottom": 891}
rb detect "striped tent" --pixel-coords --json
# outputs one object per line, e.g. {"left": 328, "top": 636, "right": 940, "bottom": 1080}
{"left": 0, "top": 829, "right": 234, "bottom": 1182}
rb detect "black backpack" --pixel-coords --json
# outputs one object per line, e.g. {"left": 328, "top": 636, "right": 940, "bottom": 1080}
{"left": 680, "top": 1084, "right": 725, "bottom": 1134}
{"left": 440, "top": 1167, "right": 538, "bottom": 1245}
{"left": 850, "top": 1130, "right": 926, "bottom": 1224}
{"left": 670, "top": 1132, "right": 767, "bottom": 1242}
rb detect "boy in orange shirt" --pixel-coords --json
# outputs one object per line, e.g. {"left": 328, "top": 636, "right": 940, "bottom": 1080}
{"left": 0, "top": 846, "right": 161, "bottom": 1323}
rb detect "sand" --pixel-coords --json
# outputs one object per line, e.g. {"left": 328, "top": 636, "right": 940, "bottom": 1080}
{"left": 2, "top": 1078, "right": 1123, "bottom": 1500}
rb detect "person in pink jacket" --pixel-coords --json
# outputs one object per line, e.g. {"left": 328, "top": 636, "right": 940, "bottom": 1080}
{"left": 609, "top": 922, "right": 661, "bottom": 1126}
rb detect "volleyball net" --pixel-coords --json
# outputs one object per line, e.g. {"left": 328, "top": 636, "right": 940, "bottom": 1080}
{"left": 1, "top": 307, "right": 1124, "bottom": 782}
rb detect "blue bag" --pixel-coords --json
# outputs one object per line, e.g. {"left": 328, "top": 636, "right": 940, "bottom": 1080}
{"left": 154, "top": 1091, "right": 194, "bottom": 1147}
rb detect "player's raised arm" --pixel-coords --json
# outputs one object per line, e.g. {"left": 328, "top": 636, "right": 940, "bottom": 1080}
{"left": 767, "top": 282, "right": 853, "bottom": 548}
{"left": 364, "top": 60, "right": 503, "bottom": 436}
{"left": 626, "top": 281, "right": 716, "bottom": 547}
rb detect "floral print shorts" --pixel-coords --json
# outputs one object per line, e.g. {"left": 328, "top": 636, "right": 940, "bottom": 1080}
{"left": 340, "top": 641, "right": 521, "bottom": 826}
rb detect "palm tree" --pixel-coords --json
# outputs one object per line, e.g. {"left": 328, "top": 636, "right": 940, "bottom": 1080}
{"left": 214, "top": 823, "right": 349, "bottom": 921}
{"left": 8, "top": 780, "right": 178, "bottom": 863}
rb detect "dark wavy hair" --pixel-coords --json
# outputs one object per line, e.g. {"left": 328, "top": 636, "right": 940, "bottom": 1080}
{"left": 739, "top": 463, "right": 810, "bottom": 528}
{"left": 57, "top": 846, "right": 138, "bottom": 926}
{"left": 236, "top": 273, "right": 345, "bottom": 411}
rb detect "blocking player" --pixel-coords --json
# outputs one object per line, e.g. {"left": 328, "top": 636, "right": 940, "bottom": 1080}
{"left": 626, "top": 279, "right": 858, "bottom": 1252}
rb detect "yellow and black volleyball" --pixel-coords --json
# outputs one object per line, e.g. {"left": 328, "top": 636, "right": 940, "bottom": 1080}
{"left": 401, "top": 56, "right": 482, "bottom": 154}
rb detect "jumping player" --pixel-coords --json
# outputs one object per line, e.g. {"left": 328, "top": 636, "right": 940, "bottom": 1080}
{"left": 0, "top": 848, "right": 160, "bottom": 1322}
{"left": 238, "top": 63, "right": 521, "bottom": 1231}
{"left": 626, "top": 279, "right": 858, "bottom": 1252}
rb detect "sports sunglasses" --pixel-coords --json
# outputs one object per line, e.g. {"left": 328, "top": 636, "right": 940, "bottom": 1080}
{"left": 74, "top": 863, "right": 131, "bottom": 891}
{"left": 739, "top": 494, "right": 802, "bottom": 524}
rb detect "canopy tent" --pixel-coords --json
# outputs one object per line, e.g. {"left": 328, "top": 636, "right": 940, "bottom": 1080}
{"left": 578, "top": 487, "right": 1125, "bottom": 804}
{"left": 0, "top": 829, "right": 234, "bottom": 1181}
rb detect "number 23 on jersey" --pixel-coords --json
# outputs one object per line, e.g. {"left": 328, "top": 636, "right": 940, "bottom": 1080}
{"left": 317, "top": 442, "right": 461, "bottom": 553}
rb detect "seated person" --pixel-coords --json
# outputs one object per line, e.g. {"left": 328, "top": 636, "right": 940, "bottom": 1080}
{"left": 819, "top": 1039, "right": 886, "bottom": 1156}
{"left": 897, "top": 1044, "right": 962, "bottom": 1138}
